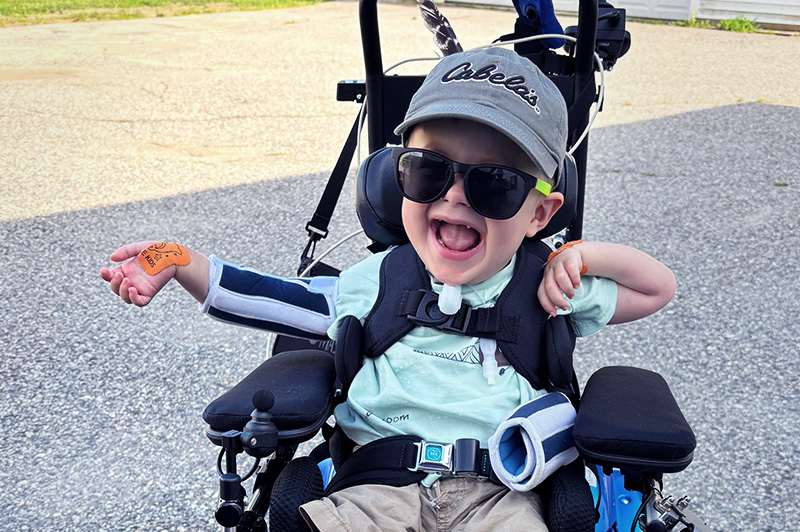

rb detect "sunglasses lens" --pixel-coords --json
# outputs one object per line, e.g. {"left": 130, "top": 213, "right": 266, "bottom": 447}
{"left": 397, "top": 151, "right": 451, "bottom": 202}
{"left": 467, "top": 167, "right": 527, "bottom": 219}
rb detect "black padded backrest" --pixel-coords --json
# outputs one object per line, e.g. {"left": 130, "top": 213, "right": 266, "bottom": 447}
{"left": 355, "top": 147, "right": 578, "bottom": 247}
{"left": 355, "top": 147, "right": 407, "bottom": 247}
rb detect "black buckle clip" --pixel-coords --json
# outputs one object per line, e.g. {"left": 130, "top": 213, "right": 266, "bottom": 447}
{"left": 305, "top": 222, "right": 329, "bottom": 240}
{"left": 407, "top": 290, "right": 471, "bottom": 335}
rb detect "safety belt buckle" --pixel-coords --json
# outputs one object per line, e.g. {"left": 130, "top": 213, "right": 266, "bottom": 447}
{"left": 408, "top": 290, "right": 472, "bottom": 335}
{"left": 410, "top": 441, "right": 454, "bottom": 473}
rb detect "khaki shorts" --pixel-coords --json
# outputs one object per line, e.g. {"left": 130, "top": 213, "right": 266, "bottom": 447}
{"left": 299, "top": 476, "right": 547, "bottom": 532}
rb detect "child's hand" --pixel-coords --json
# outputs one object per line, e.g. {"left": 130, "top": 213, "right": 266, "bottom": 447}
{"left": 99, "top": 241, "right": 176, "bottom": 307}
{"left": 537, "top": 246, "right": 586, "bottom": 317}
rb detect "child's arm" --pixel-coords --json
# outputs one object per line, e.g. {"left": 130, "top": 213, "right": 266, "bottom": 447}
{"left": 537, "top": 241, "right": 676, "bottom": 323}
{"left": 100, "top": 241, "right": 210, "bottom": 306}
{"left": 100, "top": 241, "right": 338, "bottom": 340}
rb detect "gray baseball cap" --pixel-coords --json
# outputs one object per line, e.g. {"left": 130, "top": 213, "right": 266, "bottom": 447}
{"left": 395, "top": 47, "right": 567, "bottom": 185}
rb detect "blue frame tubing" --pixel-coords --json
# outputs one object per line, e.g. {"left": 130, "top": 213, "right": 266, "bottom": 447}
{"left": 590, "top": 467, "right": 642, "bottom": 532}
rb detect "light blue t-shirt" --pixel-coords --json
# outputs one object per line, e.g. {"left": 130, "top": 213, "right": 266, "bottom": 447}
{"left": 328, "top": 249, "right": 617, "bottom": 447}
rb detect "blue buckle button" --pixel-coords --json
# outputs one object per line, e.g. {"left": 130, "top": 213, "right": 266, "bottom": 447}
{"left": 425, "top": 445, "right": 443, "bottom": 462}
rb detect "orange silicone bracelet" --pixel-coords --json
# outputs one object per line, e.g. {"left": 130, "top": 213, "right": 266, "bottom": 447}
{"left": 545, "top": 239, "right": 588, "bottom": 275}
{"left": 138, "top": 242, "right": 191, "bottom": 275}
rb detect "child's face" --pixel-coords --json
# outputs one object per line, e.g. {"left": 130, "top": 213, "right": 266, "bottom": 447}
{"left": 402, "top": 119, "right": 563, "bottom": 286}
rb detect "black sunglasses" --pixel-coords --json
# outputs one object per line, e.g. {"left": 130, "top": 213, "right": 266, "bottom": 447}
{"left": 392, "top": 147, "right": 552, "bottom": 220}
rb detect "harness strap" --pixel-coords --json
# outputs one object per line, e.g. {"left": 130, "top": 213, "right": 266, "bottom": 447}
{"left": 300, "top": 110, "right": 363, "bottom": 273}
{"left": 324, "top": 435, "right": 499, "bottom": 496}
{"left": 324, "top": 435, "right": 426, "bottom": 495}
{"left": 401, "top": 289, "right": 518, "bottom": 341}
{"left": 305, "top": 112, "right": 362, "bottom": 240}
{"left": 359, "top": 242, "right": 575, "bottom": 390}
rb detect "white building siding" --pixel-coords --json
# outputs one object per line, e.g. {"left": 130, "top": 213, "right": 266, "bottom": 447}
{"left": 551, "top": 0, "right": 694, "bottom": 20}
{"left": 697, "top": 0, "right": 800, "bottom": 27}
{"left": 451, "top": 0, "right": 800, "bottom": 27}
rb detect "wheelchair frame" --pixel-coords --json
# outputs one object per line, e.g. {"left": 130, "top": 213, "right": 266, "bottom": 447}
{"left": 202, "top": 1, "right": 712, "bottom": 531}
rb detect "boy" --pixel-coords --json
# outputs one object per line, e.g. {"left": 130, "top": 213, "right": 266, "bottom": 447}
{"left": 101, "top": 47, "right": 675, "bottom": 531}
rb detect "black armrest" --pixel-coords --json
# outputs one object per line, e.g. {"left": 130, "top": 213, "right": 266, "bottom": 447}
{"left": 203, "top": 349, "right": 336, "bottom": 444}
{"left": 573, "top": 366, "right": 696, "bottom": 476}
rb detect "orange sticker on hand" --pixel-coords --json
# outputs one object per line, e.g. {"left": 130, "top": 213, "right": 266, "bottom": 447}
{"left": 138, "top": 242, "right": 191, "bottom": 275}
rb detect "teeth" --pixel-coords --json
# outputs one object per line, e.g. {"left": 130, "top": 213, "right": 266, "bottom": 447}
{"left": 437, "top": 219, "right": 471, "bottom": 230}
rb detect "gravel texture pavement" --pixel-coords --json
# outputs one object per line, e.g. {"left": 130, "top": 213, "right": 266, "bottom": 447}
{"left": 1, "top": 2, "right": 799, "bottom": 531}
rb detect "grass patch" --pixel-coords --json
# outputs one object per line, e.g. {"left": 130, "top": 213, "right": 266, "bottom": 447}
{"left": 636, "top": 13, "right": 764, "bottom": 33}
{"left": 0, "top": 0, "right": 318, "bottom": 26}
{"left": 670, "top": 13, "right": 715, "bottom": 29}
{"left": 717, "top": 15, "right": 760, "bottom": 33}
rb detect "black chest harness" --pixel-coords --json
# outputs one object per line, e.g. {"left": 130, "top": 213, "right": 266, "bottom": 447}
{"left": 326, "top": 240, "right": 579, "bottom": 495}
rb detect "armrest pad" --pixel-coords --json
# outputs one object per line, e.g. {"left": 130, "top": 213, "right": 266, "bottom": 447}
{"left": 573, "top": 366, "right": 696, "bottom": 474}
{"left": 203, "top": 349, "right": 336, "bottom": 441}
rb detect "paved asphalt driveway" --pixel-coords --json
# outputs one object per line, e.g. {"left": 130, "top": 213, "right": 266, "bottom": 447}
{"left": 1, "top": 3, "right": 799, "bottom": 531}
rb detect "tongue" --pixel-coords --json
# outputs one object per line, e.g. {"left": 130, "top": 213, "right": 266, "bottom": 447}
{"left": 438, "top": 221, "right": 480, "bottom": 251}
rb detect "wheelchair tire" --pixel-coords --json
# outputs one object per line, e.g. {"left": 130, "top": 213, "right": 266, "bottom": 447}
{"left": 543, "top": 462, "right": 597, "bottom": 532}
{"left": 268, "top": 456, "right": 324, "bottom": 532}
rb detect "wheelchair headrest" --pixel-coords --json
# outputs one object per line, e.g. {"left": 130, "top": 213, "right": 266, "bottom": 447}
{"left": 355, "top": 146, "right": 577, "bottom": 249}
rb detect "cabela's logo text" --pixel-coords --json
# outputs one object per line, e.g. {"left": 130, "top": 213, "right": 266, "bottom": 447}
{"left": 441, "top": 62, "right": 541, "bottom": 113}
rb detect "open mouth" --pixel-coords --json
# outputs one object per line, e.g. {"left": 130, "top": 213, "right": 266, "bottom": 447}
{"left": 433, "top": 219, "right": 482, "bottom": 252}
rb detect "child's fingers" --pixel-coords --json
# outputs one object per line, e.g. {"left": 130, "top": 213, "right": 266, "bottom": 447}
{"left": 128, "top": 286, "right": 151, "bottom": 307}
{"left": 543, "top": 272, "right": 569, "bottom": 312}
{"left": 119, "top": 277, "right": 133, "bottom": 304}
{"left": 541, "top": 255, "right": 584, "bottom": 317}
{"left": 109, "top": 241, "right": 155, "bottom": 263}
{"left": 107, "top": 271, "right": 123, "bottom": 296}
{"left": 553, "top": 265, "right": 576, "bottom": 299}
{"left": 537, "top": 282, "right": 558, "bottom": 317}
{"left": 549, "top": 250, "right": 584, "bottom": 288}
{"left": 99, "top": 268, "right": 113, "bottom": 282}
{"left": 566, "top": 260, "right": 583, "bottom": 289}
{"left": 109, "top": 245, "right": 135, "bottom": 263}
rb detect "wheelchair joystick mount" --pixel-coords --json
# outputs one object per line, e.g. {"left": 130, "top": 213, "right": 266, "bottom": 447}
{"left": 212, "top": 390, "right": 279, "bottom": 529}
{"left": 242, "top": 390, "right": 279, "bottom": 458}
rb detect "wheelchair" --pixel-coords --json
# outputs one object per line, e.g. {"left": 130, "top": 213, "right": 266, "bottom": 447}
{"left": 200, "top": 0, "right": 712, "bottom": 530}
